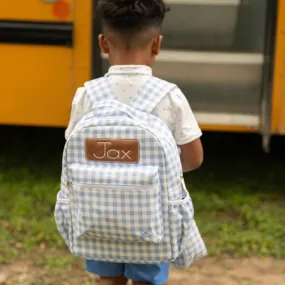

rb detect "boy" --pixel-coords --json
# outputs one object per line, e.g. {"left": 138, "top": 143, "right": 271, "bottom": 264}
{"left": 65, "top": 0, "right": 203, "bottom": 284}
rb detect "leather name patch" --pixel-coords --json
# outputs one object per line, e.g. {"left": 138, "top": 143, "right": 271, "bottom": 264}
{"left": 85, "top": 139, "right": 140, "bottom": 163}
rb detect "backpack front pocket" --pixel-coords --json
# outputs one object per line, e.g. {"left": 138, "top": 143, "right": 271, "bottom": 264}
{"left": 69, "top": 165, "right": 163, "bottom": 243}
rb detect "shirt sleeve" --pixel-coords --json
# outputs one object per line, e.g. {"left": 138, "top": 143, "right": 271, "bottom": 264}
{"left": 65, "top": 87, "right": 92, "bottom": 140}
{"left": 169, "top": 88, "right": 202, "bottom": 145}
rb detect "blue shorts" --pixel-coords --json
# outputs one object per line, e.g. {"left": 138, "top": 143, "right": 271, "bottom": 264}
{"left": 86, "top": 260, "right": 169, "bottom": 285}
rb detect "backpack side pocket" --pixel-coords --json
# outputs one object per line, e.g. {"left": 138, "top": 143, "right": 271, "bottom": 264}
{"left": 168, "top": 188, "right": 194, "bottom": 259}
{"left": 168, "top": 180, "right": 207, "bottom": 268}
{"left": 55, "top": 191, "right": 72, "bottom": 251}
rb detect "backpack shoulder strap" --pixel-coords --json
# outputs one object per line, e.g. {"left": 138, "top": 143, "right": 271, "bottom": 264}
{"left": 84, "top": 77, "right": 115, "bottom": 107}
{"left": 130, "top": 76, "right": 176, "bottom": 114}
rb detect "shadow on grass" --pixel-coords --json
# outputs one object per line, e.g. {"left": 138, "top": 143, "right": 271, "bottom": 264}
{"left": 188, "top": 132, "right": 285, "bottom": 195}
{"left": 0, "top": 126, "right": 65, "bottom": 174}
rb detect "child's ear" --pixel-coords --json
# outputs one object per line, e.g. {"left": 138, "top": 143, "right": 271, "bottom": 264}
{"left": 98, "top": 34, "right": 109, "bottom": 54}
{"left": 152, "top": 35, "right": 163, "bottom": 56}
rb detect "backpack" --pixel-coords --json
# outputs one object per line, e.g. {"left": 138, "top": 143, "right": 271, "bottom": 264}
{"left": 54, "top": 76, "right": 207, "bottom": 268}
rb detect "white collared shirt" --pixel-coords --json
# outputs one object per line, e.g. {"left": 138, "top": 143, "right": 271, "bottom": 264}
{"left": 65, "top": 65, "right": 202, "bottom": 145}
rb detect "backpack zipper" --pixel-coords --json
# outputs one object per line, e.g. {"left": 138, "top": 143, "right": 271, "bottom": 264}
{"left": 71, "top": 181, "right": 158, "bottom": 192}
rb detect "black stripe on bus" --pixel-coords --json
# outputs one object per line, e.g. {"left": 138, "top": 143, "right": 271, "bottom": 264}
{"left": 260, "top": 0, "right": 278, "bottom": 150}
{"left": 0, "top": 21, "right": 73, "bottom": 47}
{"left": 91, "top": 0, "right": 103, "bottom": 78}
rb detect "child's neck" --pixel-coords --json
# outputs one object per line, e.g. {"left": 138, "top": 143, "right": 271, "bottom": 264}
{"left": 109, "top": 50, "right": 152, "bottom": 67}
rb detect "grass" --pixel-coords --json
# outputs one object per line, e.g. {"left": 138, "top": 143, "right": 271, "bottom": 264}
{"left": 1, "top": 126, "right": 285, "bottom": 266}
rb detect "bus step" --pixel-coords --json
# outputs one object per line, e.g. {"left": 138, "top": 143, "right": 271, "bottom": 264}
{"left": 153, "top": 50, "right": 264, "bottom": 120}
{"left": 162, "top": 0, "right": 240, "bottom": 50}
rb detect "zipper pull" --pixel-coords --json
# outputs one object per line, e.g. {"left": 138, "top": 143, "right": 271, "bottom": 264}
{"left": 67, "top": 181, "right": 73, "bottom": 188}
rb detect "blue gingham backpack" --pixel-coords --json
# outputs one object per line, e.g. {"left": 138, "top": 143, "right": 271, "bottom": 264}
{"left": 55, "top": 76, "right": 207, "bottom": 268}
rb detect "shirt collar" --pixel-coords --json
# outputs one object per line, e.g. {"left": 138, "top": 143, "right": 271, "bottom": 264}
{"left": 106, "top": 65, "right": 152, "bottom": 77}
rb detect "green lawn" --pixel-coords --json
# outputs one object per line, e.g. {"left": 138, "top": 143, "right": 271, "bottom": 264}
{"left": 1, "top": 127, "right": 285, "bottom": 265}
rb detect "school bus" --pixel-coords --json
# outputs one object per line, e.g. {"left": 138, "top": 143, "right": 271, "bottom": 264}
{"left": 0, "top": 0, "right": 284, "bottom": 151}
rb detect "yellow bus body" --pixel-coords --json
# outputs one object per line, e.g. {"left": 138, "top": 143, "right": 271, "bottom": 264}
{"left": 271, "top": 0, "right": 285, "bottom": 135}
{"left": 0, "top": 0, "right": 73, "bottom": 22}
{"left": 0, "top": 44, "right": 72, "bottom": 126}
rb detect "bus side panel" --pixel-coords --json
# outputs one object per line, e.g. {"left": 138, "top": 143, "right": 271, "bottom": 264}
{"left": 271, "top": 0, "right": 285, "bottom": 134}
{"left": 0, "top": 0, "right": 73, "bottom": 22}
{"left": 0, "top": 44, "right": 72, "bottom": 127}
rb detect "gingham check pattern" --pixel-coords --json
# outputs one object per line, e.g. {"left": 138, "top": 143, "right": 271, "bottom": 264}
{"left": 130, "top": 76, "right": 176, "bottom": 114}
{"left": 54, "top": 76, "right": 207, "bottom": 267}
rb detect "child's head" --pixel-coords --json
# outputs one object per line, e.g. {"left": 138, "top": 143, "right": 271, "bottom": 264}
{"left": 98, "top": 0, "right": 169, "bottom": 66}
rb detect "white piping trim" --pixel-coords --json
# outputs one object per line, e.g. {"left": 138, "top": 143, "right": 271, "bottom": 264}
{"left": 165, "top": 0, "right": 240, "bottom": 5}
{"left": 195, "top": 112, "right": 260, "bottom": 127}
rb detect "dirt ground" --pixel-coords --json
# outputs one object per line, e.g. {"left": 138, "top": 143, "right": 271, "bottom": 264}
{"left": 1, "top": 258, "right": 285, "bottom": 285}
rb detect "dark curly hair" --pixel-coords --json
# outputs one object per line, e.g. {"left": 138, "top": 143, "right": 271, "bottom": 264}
{"left": 98, "top": 0, "right": 170, "bottom": 33}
